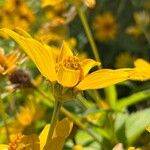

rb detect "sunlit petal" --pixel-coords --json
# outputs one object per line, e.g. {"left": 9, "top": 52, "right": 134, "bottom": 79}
{"left": 0, "top": 144, "right": 8, "bottom": 150}
{"left": 0, "top": 28, "right": 57, "bottom": 82}
{"left": 57, "top": 64, "right": 80, "bottom": 87}
{"left": 81, "top": 59, "right": 100, "bottom": 76}
{"left": 129, "top": 59, "right": 150, "bottom": 81}
{"left": 58, "top": 41, "right": 73, "bottom": 62}
{"left": 76, "top": 69, "right": 133, "bottom": 90}
{"left": 41, "top": 0, "right": 63, "bottom": 7}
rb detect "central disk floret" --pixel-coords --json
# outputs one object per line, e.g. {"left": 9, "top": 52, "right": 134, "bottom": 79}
{"left": 63, "top": 56, "right": 81, "bottom": 70}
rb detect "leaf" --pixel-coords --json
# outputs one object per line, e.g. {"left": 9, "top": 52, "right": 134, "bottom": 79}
{"left": 40, "top": 118, "right": 73, "bottom": 150}
{"left": 53, "top": 118, "right": 73, "bottom": 138}
{"left": 125, "top": 108, "right": 150, "bottom": 144}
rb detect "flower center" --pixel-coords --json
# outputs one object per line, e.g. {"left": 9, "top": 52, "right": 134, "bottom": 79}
{"left": 63, "top": 56, "right": 81, "bottom": 70}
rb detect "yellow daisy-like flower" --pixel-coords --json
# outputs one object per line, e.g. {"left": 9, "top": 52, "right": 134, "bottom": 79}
{"left": 73, "top": 145, "right": 84, "bottom": 150}
{"left": 0, "top": 0, "right": 35, "bottom": 31}
{"left": 0, "top": 28, "right": 149, "bottom": 93}
{"left": 0, "top": 48, "right": 19, "bottom": 75}
{"left": 93, "top": 12, "right": 118, "bottom": 42}
{"left": 115, "top": 52, "right": 136, "bottom": 68}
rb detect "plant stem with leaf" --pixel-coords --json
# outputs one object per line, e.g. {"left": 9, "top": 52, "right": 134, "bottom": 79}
{"left": 43, "top": 99, "right": 62, "bottom": 149}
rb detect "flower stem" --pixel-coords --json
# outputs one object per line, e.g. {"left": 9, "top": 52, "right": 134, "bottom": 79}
{"left": 44, "top": 99, "right": 62, "bottom": 149}
{"left": 77, "top": 7, "right": 101, "bottom": 63}
{"left": 3, "top": 114, "right": 10, "bottom": 143}
{"left": 35, "top": 88, "right": 102, "bottom": 144}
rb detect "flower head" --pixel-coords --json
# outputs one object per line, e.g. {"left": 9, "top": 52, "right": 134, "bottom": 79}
{"left": 0, "top": 48, "right": 19, "bottom": 75}
{"left": 0, "top": 0, "right": 35, "bottom": 31}
{"left": 0, "top": 28, "right": 149, "bottom": 95}
{"left": 93, "top": 12, "right": 118, "bottom": 42}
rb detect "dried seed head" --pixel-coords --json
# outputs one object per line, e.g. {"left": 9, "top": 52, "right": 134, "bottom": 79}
{"left": 9, "top": 69, "right": 33, "bottom": 88}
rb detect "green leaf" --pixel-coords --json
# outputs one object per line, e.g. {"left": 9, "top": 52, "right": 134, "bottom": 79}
{"left": 125, "top": 108, "right": 150, "bottom": 144}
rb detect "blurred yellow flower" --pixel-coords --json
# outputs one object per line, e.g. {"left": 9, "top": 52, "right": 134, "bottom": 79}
{"left": 35, "top": 23, "right": 69, "bottom": 44}
{"left": 126, "top": 25, "right": 142, "bottom": 37}
{"left": 128, "top": 147, "right": 141, "bottom": 150}
{"left": 0, "top": 0, "right": 35, "bottom": 31}
{"left": 0, "top": 48, "right": 19, "bottom": 75}
{"left": 41, "top": 0, "right": 63, "bottom": 7}
{"left": 0, "top": 28, "right": 149, "bottom": 93}
{"left": 73, "top": 145, "right": 84, "bottom": 150}
{"left": 115, "top": 52, "right": 136, "bottom": 68}
{"left": 93, "top": 12, "right": 118, "bottom": 42}
{"left": 84, "top": 0, "right": 96, "bottom": 8}
{"left": 0, "top": 118, "right": 73, "bottom": 150}
{"left": 17, "top": 105, "right": 36, "bottom": 127}
{"left": 126, "top": 11, "right": 150, "bottom": 38}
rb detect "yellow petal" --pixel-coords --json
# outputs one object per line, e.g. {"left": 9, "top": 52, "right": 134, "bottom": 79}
{"left": 81, "top": 58, "right": 100, "bottom": 76}
{"left": 0, "top": 28, "right": 57, "bottom": 82}
{"left": 6, "top": 52, "right": 18, "bottom": 67}
{"left": 39, "top": 124, "right": 50, "bottom": 150}
{"left": 129, "top": 59, "right": 150, "bottom": 81}
{"left": 0, "top": 144, "right": 8, "bottom": 150}
{"left": 76, "top": 69, "right": 133, "bottom": 90}
{"left": 58, "top": 41, "right": 74, "bottom": 62}
{"left": 57, "top": 64, "right": 81, "bottom": 87}
{"left": 41, "top": 0, "right": 63, "bottom": 7}
{"left": 134, "top": 59, "right": 150, "bottom": 69}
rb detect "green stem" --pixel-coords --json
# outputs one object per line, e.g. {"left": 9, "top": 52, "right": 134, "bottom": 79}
{"left": 0, "top": 100, "right": 10, "bottom": 143}
{"left": 77, "top": 7, "right": 101, "bottom": 63}
{"left": 3, "top": 114, "right": 10, "bottom": 143}
{"left": 104, "top": 86, "right": 117, "bottom": 110}
{"left": 77, "top": 7, "right": 118, "bottom": 108}
{"left": 35, "top": 89, "right": 102, "bottom": 144}
{"left": 61, "top": 107, "right": 102, "bottom": 144}
{"left": 43, "top": 100, "right": 62, "bottom": 149}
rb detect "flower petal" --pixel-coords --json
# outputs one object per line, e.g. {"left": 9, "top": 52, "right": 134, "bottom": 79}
{"left": 76, "top": 69, "right": 133, "bottom": 90}
{"left": 58, "top": 41, "right": 73, "bottom": 62}
{"left": 57, "top": 64, "right": 80, "bottom": 87}
{"left": 41, "top": 0, "right": 63, "bottom": 7}
{"left": 0, "top": 144, "right": 8, "bottom": 150}
{"left": 129, "top": 59, "right": 150, "bottom": 81}
{"left": 81, "top": 58, "right": 100, "bottom": 77}
{"left": 0, "top": 28, "right": 57, "bottom": 82}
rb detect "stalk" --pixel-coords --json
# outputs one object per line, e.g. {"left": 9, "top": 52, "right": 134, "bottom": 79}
{"left": 43, "top": 100, "right": 62, "bottom": 149}
{"left": 77, "top": 7, "right": 101, "bottom": 63}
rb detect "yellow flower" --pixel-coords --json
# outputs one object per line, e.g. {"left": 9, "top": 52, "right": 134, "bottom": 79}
{"left": 41, "top": 0, "right": 63, "bottom": 7}
{"left": 128, "top": 147, "right": 141, "bottom": 150}
{"left": 0, "top": 0, "right": 35, "bottom": 31}
{"left": 35, "top": 24, "right": 69, "bottom": 44}
{"left": 0, "top": 28, "right": 148, "bottom": 92}
{"left": 93, "top": 12, "right": 118, "bottom": 42}
{"left": 73, "top": 145, "right": 84, "bottom": 150}
{"left": 0, "top": 48, "right": 19, "bottom": 75}
{"left": 17, "top": 105, "right": 36, "bottom": 127}
{"left": 115, "top": 52, "right": 136, "bottom": 68}
{"left": 84, "top": 0, "right": 96, "bottom": 8}
{"left": 126, "top": 25, "right": 142, "bottom": 38}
